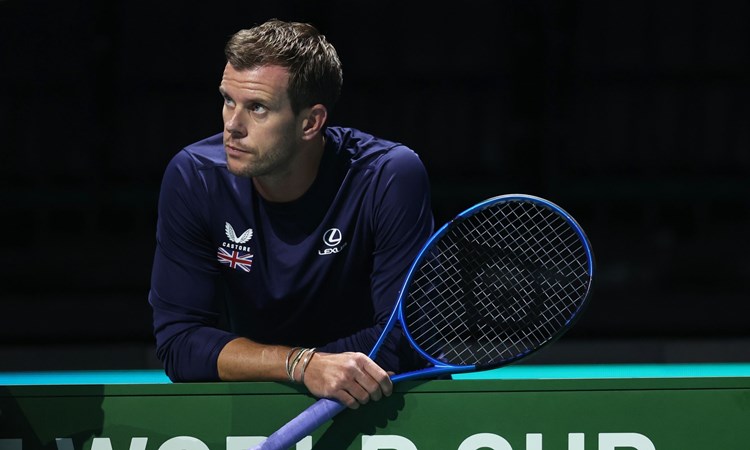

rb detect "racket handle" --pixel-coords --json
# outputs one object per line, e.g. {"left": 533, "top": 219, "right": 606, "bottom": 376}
{"left": 250, "top": 397, "right": 346, "bottom": 450}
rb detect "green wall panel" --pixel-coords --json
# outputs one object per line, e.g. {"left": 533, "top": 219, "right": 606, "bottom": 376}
{"left": 2, "top": 377, "right": 749, "bottom": 449}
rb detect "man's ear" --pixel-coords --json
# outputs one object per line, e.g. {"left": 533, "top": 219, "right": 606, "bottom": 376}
{"left": 301, "top": 104, "right": 328, "bottom": 140}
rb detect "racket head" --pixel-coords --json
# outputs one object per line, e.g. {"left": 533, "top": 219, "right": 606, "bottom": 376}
{"left": 397, "top": 193, "right": 595, "bottom": 372}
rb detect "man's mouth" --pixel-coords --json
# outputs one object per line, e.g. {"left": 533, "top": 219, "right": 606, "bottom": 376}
{"left": 226, "top": 144, "right": 250, "bottom": 154}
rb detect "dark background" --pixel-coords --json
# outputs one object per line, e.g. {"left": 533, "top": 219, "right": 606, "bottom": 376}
{"left": 1, "top": 0, "right": 748, "bottom": 371}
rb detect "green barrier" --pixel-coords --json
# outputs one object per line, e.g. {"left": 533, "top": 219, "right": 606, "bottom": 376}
{"left": 1, "top": 376, "right": 750, "bottom": 449}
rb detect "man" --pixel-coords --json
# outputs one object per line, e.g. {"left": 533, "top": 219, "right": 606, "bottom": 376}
{"left": 149, "top": 19, "right": 434, "bottom": 410}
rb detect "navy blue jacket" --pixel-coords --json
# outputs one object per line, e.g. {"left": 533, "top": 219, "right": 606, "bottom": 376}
{"left": 149, "top": 127, "right": 434, "bottom": 381}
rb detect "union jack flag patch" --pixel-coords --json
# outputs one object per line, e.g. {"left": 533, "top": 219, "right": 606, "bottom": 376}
{"left": 217, "top": 248, "right": 254, "bottom": 272}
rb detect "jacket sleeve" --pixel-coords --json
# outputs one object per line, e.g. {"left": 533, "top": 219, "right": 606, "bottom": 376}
{"left": 148, "top": 150, "right": 238, "bottom": 382}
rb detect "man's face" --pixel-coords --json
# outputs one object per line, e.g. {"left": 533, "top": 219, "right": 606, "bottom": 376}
{"left": 219, "top": 63, "right": 303, "bottom": 179}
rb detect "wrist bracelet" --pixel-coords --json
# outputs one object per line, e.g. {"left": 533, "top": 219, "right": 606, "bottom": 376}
{"left": 298, "top": 348, "right": 316, "bottom": 384}
{"left": 285, "top": 347, "right": 303, "bottom": 381}
{"left": 287, "top": 347, "right": 307, "bottom": 382}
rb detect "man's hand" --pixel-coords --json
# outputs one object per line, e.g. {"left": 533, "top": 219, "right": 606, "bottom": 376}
{"left": 301, "top": 351, "right": 393, "bottom": 409}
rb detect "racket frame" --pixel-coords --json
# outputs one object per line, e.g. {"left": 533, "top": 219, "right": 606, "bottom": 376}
{"left": 371, "top": 193, "right": 595, "bottom": 382}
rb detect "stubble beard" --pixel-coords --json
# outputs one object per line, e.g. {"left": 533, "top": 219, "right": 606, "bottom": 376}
{"left": 226, "top": 137, "right": 296, "bottom": 180}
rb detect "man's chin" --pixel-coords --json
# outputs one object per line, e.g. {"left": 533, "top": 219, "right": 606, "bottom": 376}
{"left": 226, "top": 161, "right": 249, "bottom": 178}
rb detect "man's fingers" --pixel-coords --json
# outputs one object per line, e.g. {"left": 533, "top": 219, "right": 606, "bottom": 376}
{"left": 339, "top": 391, "right": 360, "bottom": 409}
{"left": 338, "top": 380, "right": 371, "bottom": 409}
{"left": 355, "top": 374, "right": 383, "bottom": 402}
{"left": 359, "top": 357, "right": 393, "bottom": 397}
{"left": 305, "top": 352, "right": 394, "bottom": 408}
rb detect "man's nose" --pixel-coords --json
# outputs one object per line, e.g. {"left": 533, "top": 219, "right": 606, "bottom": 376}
{"left": 226, "top": 109, "right": 247, "bottom": 136}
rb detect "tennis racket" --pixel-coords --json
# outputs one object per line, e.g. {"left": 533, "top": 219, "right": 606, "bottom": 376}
{"left": 252, "top": 193, "right": 595, "bottom": 450}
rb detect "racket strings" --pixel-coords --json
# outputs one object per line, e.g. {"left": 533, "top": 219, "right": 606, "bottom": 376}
{"left": 404, "top": 200, "right": 592, "bottom": 367}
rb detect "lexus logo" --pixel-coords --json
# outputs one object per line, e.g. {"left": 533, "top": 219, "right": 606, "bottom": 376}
{"left": 323, "top": 228, "right": 342, "bottom": 247}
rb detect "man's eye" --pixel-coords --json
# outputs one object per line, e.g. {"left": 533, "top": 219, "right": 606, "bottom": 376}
{"left": 249, "top": 104, "right": 267, "bottom": 113}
